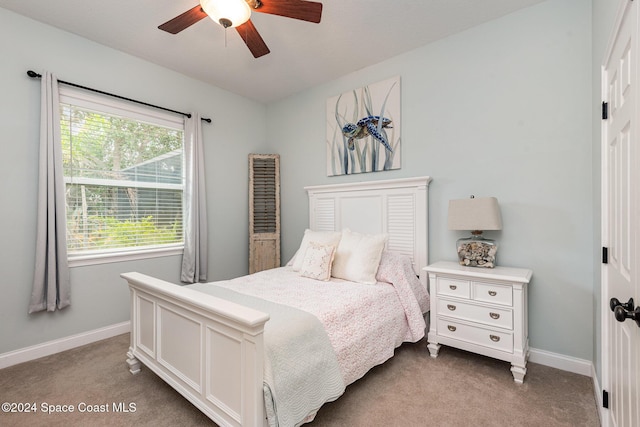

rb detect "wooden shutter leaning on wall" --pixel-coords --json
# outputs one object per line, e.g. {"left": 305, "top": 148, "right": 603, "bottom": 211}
{"left": 249, "top": 154, "right": 280, "bottom": 273}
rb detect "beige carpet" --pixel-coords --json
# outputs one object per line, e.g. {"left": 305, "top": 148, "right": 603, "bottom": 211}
{"left": 0, "top": 334, "right": 599, "bottom": 426}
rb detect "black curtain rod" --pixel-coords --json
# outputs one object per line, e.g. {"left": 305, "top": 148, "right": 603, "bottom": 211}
{"left": 26, "top": 70, "right": 212, "bottom": 124}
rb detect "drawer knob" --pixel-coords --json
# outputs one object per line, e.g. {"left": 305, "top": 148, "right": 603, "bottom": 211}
{"left": 488, "top": 291, "right": 497, "bottom": 296}
{"left": 447, "top": 304, "right": 456, "bottom": 311}
{"left": 490, "top": 335, "right": 500, "bottom": 342}
{"left": 489, "top": 312, "right": 500, "bottom": 319}
{"left": 448, "top": 325, "right": 457, "bottom": 332}
{"left": 449, "top": 285, "right": 457, "bottom": 290}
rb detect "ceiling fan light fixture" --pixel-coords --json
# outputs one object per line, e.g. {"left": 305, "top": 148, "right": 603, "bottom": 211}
{"left": 200, "top": 0, "right": 251, "bottom": 28}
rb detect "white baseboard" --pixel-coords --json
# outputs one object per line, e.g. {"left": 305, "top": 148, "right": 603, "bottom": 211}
{"left": 0, "top": 321, "right": 130, "bottom": 370}
{"left": 529, "top": 347, "right": 593, "bottom": 377}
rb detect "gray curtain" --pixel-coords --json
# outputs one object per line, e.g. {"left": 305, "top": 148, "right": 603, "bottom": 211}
{"left": 181, "top": 113, "right": 208, "bottom": 283}
{"left": 29, "top": 72, "right": 71, "bottom": 313}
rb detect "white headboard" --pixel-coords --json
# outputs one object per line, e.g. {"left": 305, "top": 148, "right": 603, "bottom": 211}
{"left": 305, "top": 177, "right": 431, "bottom": 284}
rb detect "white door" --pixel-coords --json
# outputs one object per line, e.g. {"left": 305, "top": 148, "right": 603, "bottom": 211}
{"left": 602, "top": 1, "right": 640, "bottom": 426}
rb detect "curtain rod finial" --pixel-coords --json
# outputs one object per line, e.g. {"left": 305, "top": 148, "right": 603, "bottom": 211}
{"left": 27, "top": 70, "right": 41, "bottom": 78}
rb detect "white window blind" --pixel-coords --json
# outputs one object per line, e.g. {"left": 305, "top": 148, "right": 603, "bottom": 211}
{"left": 59, "top": 87, "right": 185, "bottom": 259}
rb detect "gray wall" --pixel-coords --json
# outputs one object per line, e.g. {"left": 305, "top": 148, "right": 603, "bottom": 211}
{"left": 268, "top": 0, "right": 594, "bottom": 360}
{"left": 0, "top": 8, "right": 267, "bottom": 354}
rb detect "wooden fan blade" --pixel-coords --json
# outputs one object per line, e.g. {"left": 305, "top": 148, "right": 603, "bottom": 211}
{"left": 253, "top": 0, "right": 322, "bottom": 24}
{"left": 158, "top": 5, "right": 208, "bottom": 34}
{"left": 236, "top": 19, "right": 270, "bottom": 58}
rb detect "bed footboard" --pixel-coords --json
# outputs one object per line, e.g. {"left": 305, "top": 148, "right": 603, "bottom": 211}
{"left": 121, "top": 272, "right": 270, "bottom": 427}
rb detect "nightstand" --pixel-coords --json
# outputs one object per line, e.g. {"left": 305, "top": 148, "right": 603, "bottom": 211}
{"left": 424, "top": 261, "right": 533, "bottom": 383}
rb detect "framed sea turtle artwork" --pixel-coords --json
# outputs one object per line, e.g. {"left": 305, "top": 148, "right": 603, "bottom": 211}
{"left": 326, "top": 76, "right": 401, "bottom": 176}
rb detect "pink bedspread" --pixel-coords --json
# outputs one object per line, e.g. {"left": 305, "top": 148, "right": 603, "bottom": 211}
{"left": 214, "top": 252, "right": 429, "bottom": 386}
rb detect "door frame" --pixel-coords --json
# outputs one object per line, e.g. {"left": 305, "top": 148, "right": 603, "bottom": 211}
{"left": 600, "top": 1, "right": 638, "bottom": 426}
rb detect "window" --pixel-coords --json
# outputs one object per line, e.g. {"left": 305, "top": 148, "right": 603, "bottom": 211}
{"left": 59, "top": 87, "right": 185, "bottom": 265}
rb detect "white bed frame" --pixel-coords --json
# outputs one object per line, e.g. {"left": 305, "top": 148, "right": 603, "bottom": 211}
{"left": 121, "top": 176, "right": 431, "bottom": 427}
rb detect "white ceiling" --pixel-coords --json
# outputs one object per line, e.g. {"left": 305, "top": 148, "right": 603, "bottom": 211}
{"left": 1, "top": 0, "right": 546, "bottom": 103}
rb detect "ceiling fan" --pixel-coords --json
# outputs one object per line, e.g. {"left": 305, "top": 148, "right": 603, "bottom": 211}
{"left": 158, "top": 0, "right": 323, "bottom": 58}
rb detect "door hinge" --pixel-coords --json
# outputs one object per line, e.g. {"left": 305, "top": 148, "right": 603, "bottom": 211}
{"left": 602, "top": 247, "right": 609, "bottom": 264}
{"left": 602, "top": 102, "right": 608, "bottom": 120}
{"left": 603, "top": 390, "right": 609, "bottom": 408}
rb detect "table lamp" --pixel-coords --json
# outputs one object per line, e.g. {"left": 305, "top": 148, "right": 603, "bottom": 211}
{"left": 448, "top": 196, "right": 502, "bottom": 268}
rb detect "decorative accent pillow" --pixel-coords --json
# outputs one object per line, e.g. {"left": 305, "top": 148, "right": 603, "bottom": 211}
{"left": 299, "top": 242, "right": 336, "bottom": 281}
{"left": 331, "top": 229, "right": 388, "bottom": 284}
{"left": 292, "top": 229, "right": 342, "bottom": 271}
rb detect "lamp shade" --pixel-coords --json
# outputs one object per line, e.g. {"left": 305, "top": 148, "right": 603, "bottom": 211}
{"left": 448, "top": 197, "right": 502, "bottom": 231}
{"left": 200, "top": 0, "right": 251, "bottom": 28}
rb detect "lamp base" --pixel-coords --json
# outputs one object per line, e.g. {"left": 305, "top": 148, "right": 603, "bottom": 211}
{"left": 456, "top": 236, "right": 497, "bottom": 268}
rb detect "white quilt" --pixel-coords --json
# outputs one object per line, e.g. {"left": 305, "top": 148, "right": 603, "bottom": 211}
{"left": 212, "top": 251, "right": 429, "bottom": 386}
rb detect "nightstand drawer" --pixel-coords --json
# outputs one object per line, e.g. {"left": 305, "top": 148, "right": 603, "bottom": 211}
{"left": 437, "top": 318, "right": 513, "bottom": 353}
{"left": 437, "top": 299, "right": 513, "bottom": 329}
{"left": 436, "top": 277, "right": 470, "bottom": 299}
{"left": 472, "top": 281, "right": 513, "bottom": 306}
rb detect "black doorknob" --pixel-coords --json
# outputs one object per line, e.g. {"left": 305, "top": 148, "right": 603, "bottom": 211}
{"left": 610, "top": 297, "right": 634, "bottom": 312}
{"left": 613, "top": 305, "right": 640, "bottom": 328}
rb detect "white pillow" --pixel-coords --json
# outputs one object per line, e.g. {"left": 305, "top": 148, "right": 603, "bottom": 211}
{"left": 332, "top": 229, "right": 388, "bottom": 284}
{"left": 292, "top": 229, "right": 342, "bottom": 271}
{"left": 299, "top": 242, "right": 336, "bottom": 281}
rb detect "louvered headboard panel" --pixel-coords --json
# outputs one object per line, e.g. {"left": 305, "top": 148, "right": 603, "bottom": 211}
{"left": 305, "top": 177, "right": 431, "bottom": 282}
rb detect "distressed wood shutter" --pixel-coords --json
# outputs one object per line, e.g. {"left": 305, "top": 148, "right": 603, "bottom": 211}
{"left": 249, "top": 154, "right": 280, "bottom": 273}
